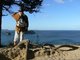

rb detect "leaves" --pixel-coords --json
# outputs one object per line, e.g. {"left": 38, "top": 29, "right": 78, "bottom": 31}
{"left": 2, "top": 0, "right": 14, "bottom": 6}
{"left": 2, "top": 0, "right": 43, "bottom": 14}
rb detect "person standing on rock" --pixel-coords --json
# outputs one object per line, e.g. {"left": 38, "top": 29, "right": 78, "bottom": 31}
{"left": 12, "top": 10, "right": 29, "bottom": 46}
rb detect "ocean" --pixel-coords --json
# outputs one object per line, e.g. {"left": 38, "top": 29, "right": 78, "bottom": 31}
{"left": 1, "top": 30, "right": 80, "bottom": 45}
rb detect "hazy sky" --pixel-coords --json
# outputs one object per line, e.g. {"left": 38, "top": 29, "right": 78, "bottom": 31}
{"left": 2, "top": 0, "right": 80, "bottom": 30}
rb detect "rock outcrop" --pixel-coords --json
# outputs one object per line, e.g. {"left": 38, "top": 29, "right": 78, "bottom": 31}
{"left": 0, "top": 40, "right": 80, "bottom": 60}
{"left": 0, "top": 40, "right": 29, "bottom": 60}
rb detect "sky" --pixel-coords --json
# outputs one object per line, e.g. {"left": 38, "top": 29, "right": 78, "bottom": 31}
{"left": 2, "top": 0, "right": 80, "bottom": 30}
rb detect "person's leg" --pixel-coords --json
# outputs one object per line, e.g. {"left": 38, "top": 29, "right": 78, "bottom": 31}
{"left": 14, "top": 31, "right": 20, "bottom": 46}
{"left": 20, "top": 31, "right": 24, "bottom": 42}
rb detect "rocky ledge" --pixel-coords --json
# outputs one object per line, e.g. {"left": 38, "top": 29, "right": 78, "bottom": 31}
{"left": 0, "top": 40, "right": 80, "bottom": 60}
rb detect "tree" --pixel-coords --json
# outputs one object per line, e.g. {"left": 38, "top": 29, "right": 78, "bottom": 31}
{"left": 0, "top": 0, "right": 43, "bottom": 46}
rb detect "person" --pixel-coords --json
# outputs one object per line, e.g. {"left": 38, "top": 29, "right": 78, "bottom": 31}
{"left": 12, "top": 10, "right": 29, "bottom": 46}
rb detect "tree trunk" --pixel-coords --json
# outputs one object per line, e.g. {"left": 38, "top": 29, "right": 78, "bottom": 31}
{"left": 0, "top": 0, "right": 2, "bottom": 46}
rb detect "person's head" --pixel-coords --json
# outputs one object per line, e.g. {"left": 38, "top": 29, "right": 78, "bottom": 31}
{"left": 18, "top": 10, "right": 24, "bottom": 16}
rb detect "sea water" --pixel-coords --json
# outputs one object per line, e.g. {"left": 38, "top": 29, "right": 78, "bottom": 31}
{"left": 1, "top": 30, "right": 80, "bottom": 45}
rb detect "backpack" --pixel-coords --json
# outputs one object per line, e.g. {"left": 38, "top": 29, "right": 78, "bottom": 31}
{"left": 16, "top": 14, "right": 28, "bottom": 27}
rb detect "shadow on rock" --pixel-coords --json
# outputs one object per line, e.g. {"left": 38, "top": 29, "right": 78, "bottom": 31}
{"left": 27, "top": 50, "right": 35, "bottom": 59}
{"left": 0, "top": 53, "right": 11, "bottom": 60}
{"left": 55, "top": 45, "right": 79, "bottom": 51}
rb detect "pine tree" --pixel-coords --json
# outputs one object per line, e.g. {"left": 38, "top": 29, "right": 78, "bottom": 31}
{"left": 0, "top": 0, "right": 43, "bottom": 47}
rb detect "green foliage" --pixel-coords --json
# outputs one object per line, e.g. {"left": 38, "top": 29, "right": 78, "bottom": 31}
{"left": 21, "top": 0, "right": 43, "bottom": 13}
{"left": 2, "top": 0, "right": 14, "bottom": 6}
{"left": 2, "top": 0, "right": 43, "bottom": 13}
